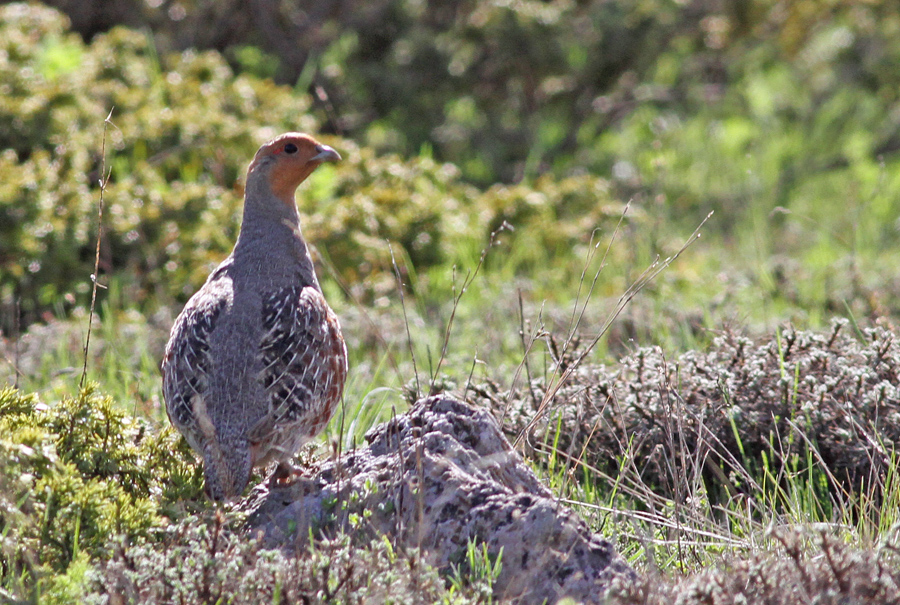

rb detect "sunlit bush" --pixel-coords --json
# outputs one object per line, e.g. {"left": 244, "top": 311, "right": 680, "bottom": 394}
{"left": 0, "top": 385, "right": 201, "bottom": 580}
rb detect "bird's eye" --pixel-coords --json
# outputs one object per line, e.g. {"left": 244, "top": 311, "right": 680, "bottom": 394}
{"left": 283, "top": 143, "right": 298, "bottom": 154}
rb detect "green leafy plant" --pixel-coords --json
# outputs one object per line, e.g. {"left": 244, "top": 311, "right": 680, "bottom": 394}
{"left": 0, "top": 384, "right": 202, "bottom": 587}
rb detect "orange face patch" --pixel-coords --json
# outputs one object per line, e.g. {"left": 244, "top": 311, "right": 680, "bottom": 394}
{"left": 268, "top": 158, "right": 316, "bottom": 204}
{"left": 254, "top": 135, "right": 331, "bottom": 204}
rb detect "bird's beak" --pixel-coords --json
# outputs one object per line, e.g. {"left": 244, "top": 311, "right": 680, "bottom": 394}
{"left": 310, "top": 144, "right": 341, "bottom": 163}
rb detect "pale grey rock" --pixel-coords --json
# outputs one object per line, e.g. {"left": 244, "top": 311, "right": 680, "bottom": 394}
{"left": 244, "top": 395, "right": 635, "bottom": 604}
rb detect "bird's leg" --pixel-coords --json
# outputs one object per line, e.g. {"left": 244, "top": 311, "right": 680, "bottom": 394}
{"left": 267, "top": 445, "right": 319, "bottom": 487}
{"left": 268, "top": 460, "right": 301, "bottom": 486}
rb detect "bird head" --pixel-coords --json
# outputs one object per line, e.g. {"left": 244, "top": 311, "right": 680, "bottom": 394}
{"left": 247, "top": 133, "right": 341, "bottom": 205}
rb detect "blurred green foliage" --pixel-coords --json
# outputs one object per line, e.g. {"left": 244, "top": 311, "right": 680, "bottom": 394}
{"left": 3, "top": 1, "right": 900, "bottom": 332}
{"left": 0, "top": 3, "right": 644, "bottom": 328}
{"left": 38, "top": 0, "right": 900, "bottom": 190}
{"left": 0, "top": 4, "right": 318, "bottom": 326}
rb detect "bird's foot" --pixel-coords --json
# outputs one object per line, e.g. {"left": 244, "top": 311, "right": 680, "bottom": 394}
{"left": 268, "top": 461, "right": 307, "bottom": 487}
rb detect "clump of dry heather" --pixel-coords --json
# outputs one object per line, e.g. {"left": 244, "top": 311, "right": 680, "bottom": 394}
{"left": 473, "top": 320, "right": 900, "bottom": 507}
{"left": 609, "top": 528, "right": 900, "bottom": 604}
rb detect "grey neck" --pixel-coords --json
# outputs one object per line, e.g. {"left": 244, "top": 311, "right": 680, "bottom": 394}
{"left": 232, "top": 184, "right": 320, "bottom": 289}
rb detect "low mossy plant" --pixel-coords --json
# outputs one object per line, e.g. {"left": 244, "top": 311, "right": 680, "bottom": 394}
{"left": 0, "top": 384, "right": 202, "bottom": 592}
{"left": 605, "top": 528, "right": 900, "bottom": 605}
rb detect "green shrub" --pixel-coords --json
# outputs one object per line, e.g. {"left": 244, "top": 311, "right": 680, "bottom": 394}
{"left": 0, "top": 384, "right": 202, "bottom": 585}
{"left": 0, "top": 5, "right": 485, "bottom": 323}
{"left": 0, "top": 5, "right": 649, "bottom": 326}
{"left": 299, "top": 144, "right": 481, "bottom": 297}
{"left": 0, "top": 4, "right": 318, "bottom": 326}
{"left": 480, "top": 173, "right": 636, "bottom": 268}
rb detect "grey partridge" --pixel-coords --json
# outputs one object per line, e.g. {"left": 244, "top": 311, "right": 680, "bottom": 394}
{"left": 162, "top": 133, "right": 348, "bottom": 501}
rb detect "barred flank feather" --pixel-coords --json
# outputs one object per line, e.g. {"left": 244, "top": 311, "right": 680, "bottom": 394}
{"left": 251, "top": 285, "right": 347, "bottom": 464}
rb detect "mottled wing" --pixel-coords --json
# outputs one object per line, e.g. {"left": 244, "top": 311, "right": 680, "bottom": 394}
{"left": 249, "top": 285, "right": 348, "bottom": 459}
{"left": 162, "top": 292, "right": 227, "bottom": 441}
